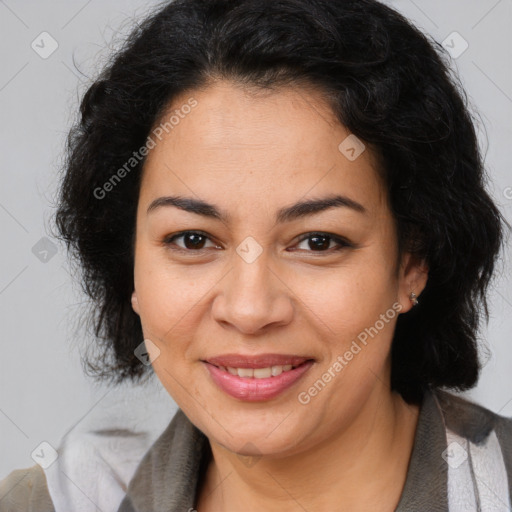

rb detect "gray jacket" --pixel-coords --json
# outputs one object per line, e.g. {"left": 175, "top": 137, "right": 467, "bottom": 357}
{"left": 1, "top": 390, "right": 512, "bottom": 511}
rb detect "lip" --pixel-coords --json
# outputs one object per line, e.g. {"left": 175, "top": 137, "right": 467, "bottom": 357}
{"left": 204, "top": 353, "right": 313, "bottom": 369}
{"left": 203, "top": 359, "right": 315, "bottom": 401}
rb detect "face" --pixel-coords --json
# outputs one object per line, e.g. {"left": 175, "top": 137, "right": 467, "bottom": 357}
{"left": 131, "top": 80, "right": 427, "bottom": 458}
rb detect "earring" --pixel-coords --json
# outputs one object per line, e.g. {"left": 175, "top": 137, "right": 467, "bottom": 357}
{"left": 409, "top": 292, "right": 419, "bottom": 306}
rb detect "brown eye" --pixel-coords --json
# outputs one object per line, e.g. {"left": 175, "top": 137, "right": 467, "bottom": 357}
{"left": 163, "top": 231, "right": 219, "bottom": 251}
{"left": 180, "top": 232, "right": 207, "bottom": 250}
{"left": 292, "top": 232, "right": 352, "bottom": 253}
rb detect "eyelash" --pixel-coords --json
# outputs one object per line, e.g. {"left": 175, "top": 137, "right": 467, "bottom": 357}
{"left": 162, "top": 230, "right": 353, "bottom": 255}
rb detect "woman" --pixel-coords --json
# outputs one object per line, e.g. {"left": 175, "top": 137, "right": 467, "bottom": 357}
{"left": 1, "top": 0, "right": 510, "bottom": 510}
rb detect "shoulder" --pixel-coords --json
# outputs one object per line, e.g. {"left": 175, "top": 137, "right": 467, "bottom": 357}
{"left": 117, "top": 408, "right": 210, "bottom": 511}
{"left": 397, "top": 389, "right": 512, "bottom": 511}
{"left": 435, "top": 389, "right": 512, "bottom": 446}
{"left": 434, "top": 389, "right": 512, "bottom": 508}
{"left": 0, "top": 464, "right": 54, "bottom": 512}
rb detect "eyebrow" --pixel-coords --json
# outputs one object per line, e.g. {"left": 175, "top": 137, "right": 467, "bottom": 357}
{"left": 147, "top": 194, "right": 367, "bottom": 224}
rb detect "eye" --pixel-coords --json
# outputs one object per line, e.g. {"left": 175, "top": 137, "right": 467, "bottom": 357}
{"left": 162, "top": 230, "right": 352, "bottom": 255}
{"left": 291, "top": 232, "right": 352, "bottom": 253}
{"left": 163, "top": 231, "right": 221, "bottom": 252}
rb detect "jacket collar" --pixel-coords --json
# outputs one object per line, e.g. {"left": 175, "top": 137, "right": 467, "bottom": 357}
{"left": 118, "top": 390, "right": 448, "bottom": 511}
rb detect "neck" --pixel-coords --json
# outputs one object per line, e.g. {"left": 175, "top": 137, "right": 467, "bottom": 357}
{"left": 196, "top": 387, "right": 420, "bottom": 512}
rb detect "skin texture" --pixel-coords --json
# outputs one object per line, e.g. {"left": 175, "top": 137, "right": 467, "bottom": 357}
{"left": 131, "top": 80, "right": 429, "bottom": 511}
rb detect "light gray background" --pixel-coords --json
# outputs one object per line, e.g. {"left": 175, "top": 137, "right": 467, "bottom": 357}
{"left": 1, "top": 0, "right": 511, "bottom": 480}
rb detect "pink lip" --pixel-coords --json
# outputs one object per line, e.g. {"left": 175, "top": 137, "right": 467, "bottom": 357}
{"left": 203, "top": 360, "right": 314, "bottom": 401}
{"left": 205, "top": 353, "right": 312, "bottom": 369}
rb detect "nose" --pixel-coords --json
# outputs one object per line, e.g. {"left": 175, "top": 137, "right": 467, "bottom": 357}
{"left": 211, "top": 250, "right": 294, "bottom": 335}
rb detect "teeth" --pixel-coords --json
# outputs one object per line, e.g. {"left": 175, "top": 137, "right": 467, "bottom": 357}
{"left": 237, "top": 368, "right": 254, "bottom": 378}
{"left": 222, "top": 364, "right": 299, "bottom": 378}
{"left": 254, "top": 367, "right": 272, "bottom": 378}
{"left": 271, "top": 365, "right": 283, "bottom": 377}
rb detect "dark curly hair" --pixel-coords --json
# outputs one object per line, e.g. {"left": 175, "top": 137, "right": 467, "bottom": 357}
{"left": 54, "top": 0, "right": 509, "bottom": 404}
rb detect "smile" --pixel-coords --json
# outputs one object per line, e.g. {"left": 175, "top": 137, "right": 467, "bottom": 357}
{"left": 213, "top": 364, "right": 300, "bottom": 378}
{"left": 203, "top": 359, "right": 314, "bottom": 401}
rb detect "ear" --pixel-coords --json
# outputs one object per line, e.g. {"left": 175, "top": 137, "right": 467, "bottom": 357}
{"left": 397, "top": 252, "right": 428, "bottom": 314}
{"left": 131, "top": 290, "right": 140, "bottom": 315}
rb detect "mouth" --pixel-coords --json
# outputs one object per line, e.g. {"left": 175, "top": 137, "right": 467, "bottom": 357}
{"left": 204, "top": 353, "right": 314, "bottom": 369}
{"left": 206, "top": 361, "right": 310, "bottom": 379}
{"left": 202, "top": 354, "right": 315, "bottom": 401}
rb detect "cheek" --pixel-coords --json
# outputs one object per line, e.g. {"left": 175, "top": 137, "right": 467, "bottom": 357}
{"left": 297, "top": 260, "right": 397, "bottom": 338}
{"left": 134, "top": 233, "right": 398, "bottom": 351}
{"left": 133, "top": 246, "right": 217, "bottom": 341}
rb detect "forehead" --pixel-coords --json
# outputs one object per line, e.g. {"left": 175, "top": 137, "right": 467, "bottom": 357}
{"left": 140, "top": 80, "right": 388, "bottom": 218}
